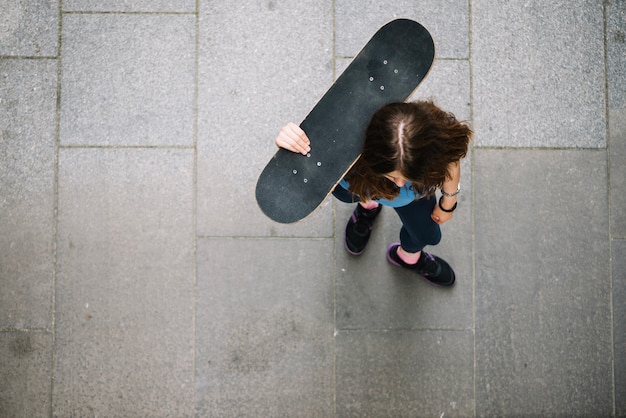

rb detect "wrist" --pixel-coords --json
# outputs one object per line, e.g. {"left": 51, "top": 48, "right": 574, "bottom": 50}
{"left": 441, "top": 184, "right": 460, "bottom": 198}
{"left": 438, "top": 195, "right": 457, "bottom": 212}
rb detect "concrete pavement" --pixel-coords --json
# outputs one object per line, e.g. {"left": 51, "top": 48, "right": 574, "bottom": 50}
{"left": 1, "top": 0, "right": 625, "bottom": 416}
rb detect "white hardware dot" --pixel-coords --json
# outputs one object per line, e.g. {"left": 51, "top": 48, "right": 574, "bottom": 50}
{"left": 316, "top": 161, "right": 322, "bottom": 166}
{"left": 394, "top": 69, "right": 399, "bottom": 74}
{"left": 303, "top": 178, "right": 308, "bottom": 183}
{"left": 292, "top": 169, "right": 297, "bottom": 174}
{"left": 380, "top": 85, "right": 385, "bottom": 90}
{"left": 383, "top": 60, "right": 388, "bottom": 64}
{"left": 369, "top": 76, "right": 374, "bottom": 82}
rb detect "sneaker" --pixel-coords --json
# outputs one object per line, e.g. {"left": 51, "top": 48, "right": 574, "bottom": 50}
{"left": 386, "top": 243, "right": 456, "bottom": 287}
{"left": 344, "top": 203, "right": 383, "bottom": 255}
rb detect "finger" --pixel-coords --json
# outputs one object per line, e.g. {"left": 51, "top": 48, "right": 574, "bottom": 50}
{"left": 284, "top": 123, "right": 311, "bottom": 154}
{"left": 280, "top": 134, "right": 309, "bottom": 155}
{"left": 285, "top": 122, "right": 310, "bottom": 145}
{"left": 275, "top": 131, "right": 299, "bottom": 153}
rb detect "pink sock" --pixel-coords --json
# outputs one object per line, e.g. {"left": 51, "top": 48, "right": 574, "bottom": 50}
{"left": 359, "top": 200, "right": 379, "bottom": 210}
{"left": 397, "top": 247, "right": 421, "bottom": 265}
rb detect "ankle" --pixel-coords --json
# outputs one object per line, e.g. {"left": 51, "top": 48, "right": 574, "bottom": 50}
{"left": 397, "top": 247, "right": 421, "bottom": 265}
{"left": 359, "top": 200, "right": 379, "bottom": 210}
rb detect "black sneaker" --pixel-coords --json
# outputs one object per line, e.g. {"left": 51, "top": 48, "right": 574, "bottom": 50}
{"left": 344, "top": 204, "right": 383, "bottom": 255}
{"left": 386, "top": 243, "right": 456, "bottom": 287}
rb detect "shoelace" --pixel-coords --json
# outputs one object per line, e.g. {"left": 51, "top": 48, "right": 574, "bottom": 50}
{"left": 418, "top": 253, "right": 441, "bottom": 276}
{"left": 354, "top": 206, "right": 378, "bottom": 233}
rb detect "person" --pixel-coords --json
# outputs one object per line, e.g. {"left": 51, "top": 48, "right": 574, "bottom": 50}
{"left": 275, "top": 100, "right": 472, "bottom": 287}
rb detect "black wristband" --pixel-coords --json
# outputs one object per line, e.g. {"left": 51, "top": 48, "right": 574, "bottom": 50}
{"left": 438, "top": 195, "right": 457, "bottom": 213}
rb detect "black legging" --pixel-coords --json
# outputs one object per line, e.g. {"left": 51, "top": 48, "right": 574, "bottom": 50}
{"left": 332, "top": 184, "right": 442, "bottom": 253}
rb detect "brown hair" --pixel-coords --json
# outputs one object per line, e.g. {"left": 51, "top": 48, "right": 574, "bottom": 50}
{"left": 345, "top": 100, "right": 472, "bottom": 200}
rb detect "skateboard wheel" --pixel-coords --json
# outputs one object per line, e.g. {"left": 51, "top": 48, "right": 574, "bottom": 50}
{"left": 317, "top": 162, "right": 322, "bottom": 166}
{"left": 383, "top": 59, "right": 388, "bottom": 64}
{"left": 292, "top": 169, "right": 297, "bottom": 174}
{"left": 380, "top": 85, "right": 385, "bottom": 90}
{"left": 303, "top": 178, "right": 308, "bottom": 183}
{"left": 369, "top": 76, "right": 374, "bottom": 82}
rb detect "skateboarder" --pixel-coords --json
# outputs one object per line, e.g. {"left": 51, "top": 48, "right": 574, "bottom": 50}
{"left": 275, "top": 100, "right": 472, "bottom": 287}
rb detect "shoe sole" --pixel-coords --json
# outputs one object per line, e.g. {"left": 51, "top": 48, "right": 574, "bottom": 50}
{"left": 344, "top": 229, "right": 366, "bottom": 256}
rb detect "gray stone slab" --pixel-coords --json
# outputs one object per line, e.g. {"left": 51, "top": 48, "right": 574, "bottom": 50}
{"left": 195, "top": 238, "right": 334, "bottom": 416}
{"left": 59, "top": 13, "right": 195, "bottom": 146}
{"left": 474, "top": 149, "right": 612, "bottom": 416}
{"left": 611, "top": 108, "right": 626, "bottom": 239}
{"left": 335, "top": 0, "right": 469, "bottom": 59}
{"left": 196, "top": 1, "right": 334, "bottom": 237}
{"left": 0, "top": 331, "right": 52, "bottom": 417}
{"left": 472, "top": 0, "right": 606, "bottom": 148}
{"left": 410, "top": 58, "right": 471, "bottom": 122}
{"left": 54, "top": 148, "right": 194, "bottom": 416}
{"left": 614, "top": 240, "right": 626, "bottom": 417}
{"left": 0, "top": 0, "right": 58, "bottom": 57}
{"left": 63, "top": 0, "right": 195, "bottom": 12}
{"left": 335, "top": 156, "right": 473, "bottom": 331}
{"left": 0, "top": 59, "right": 56, "bottom": 329}
{"left": 336, "top": 330, "right": 474, "bottom": 416}
{"left": 608, "top": 0, "right": 626, "bottom": 238}
{"left": 607, "top": 0, "right": 626, "bottom": 110}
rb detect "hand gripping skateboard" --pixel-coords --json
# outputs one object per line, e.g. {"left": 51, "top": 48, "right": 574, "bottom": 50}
{"left": 256, "top": 19, "right": 435, "bottom": 223}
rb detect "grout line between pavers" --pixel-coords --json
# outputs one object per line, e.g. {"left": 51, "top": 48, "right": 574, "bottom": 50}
{"left": 196, "top": 236, "right": 334, "bottom": 241}
{"left": 191, "top": 0, "right": 200, "bottom": 413}
{"left": 602, "top": 1, "right": 617, "bottom": 415}
{"left": 0, "top": 328, "right": 53, "bottom": 333}
{"left": 468, "top": 0, "right": 477, "bottom": 416}
{"left": 62, "top": 11, "right": 196, "bottom": 15}
{"left": 0, "top": 55, "right": 57, "bottom": 60}
{"left": 58, "top": 144, "right": 196, "bottom": 149}
{"left": 472, "top": 145, "right": 608, "bottom": 151}
{"left": 335, "top": 328, "right": 472, "bottom": 333}
{"left": 50, "top": 1, "right": 64, "bottom": 416}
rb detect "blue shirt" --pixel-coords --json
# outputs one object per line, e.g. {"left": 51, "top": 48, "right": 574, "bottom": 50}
{"left": 339, "top": 178, "right": 423, "bottom": 208}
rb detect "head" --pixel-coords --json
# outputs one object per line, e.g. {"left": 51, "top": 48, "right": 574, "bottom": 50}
{"left": 346, "top": 100, "right": 472, "bottom": 200}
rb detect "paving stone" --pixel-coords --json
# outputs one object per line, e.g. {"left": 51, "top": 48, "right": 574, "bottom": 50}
{"left": 335, "top": 157, "right": 472, "bottom": 331}
{"left": 474, "top": 149, "right": 612, "bottom": 416}
{"left": 410, "top": 58, "right": 471, "bottom": 122}
{"left": 54, "top": 148, "right": 194, "bottom": 416}
{"left": 607, "top": 0, "right": 626, "bottom": 110}
{"left": 195, "top": 238, "right": 334, "bottom": 416}
{"left": 472, "top": 0, "right": 606, "bottom": 148}
{"left": 607, "top": 0, "right": 626, "bottom": 238}
{"left": 614, "top": 240, "right": 626, "bottom": 417}
{"left": 0, "top": 331, "right": 53, "bottom": 417}
{"left": 63, "top": 0, "right": 195, "bottom": 12}
{"left": 196, "top": 0, "right": 334, "bottom": 237}
{"left": 611, "top": 108, "right": 626, "bottom": 238}
{"left": 59, "top": 13, "right": 195, "bottom": 146}
{"left": 336, "top": 330, "right": 473, "bottom": 416}
{"left": 0, "top": 0, "right": 58, "bottom": 57}
{"left": 0, "top": 59, "right": 56, "bottom": 329}
{"left": 335, "top": 0, "right": 469, "bottom": 59}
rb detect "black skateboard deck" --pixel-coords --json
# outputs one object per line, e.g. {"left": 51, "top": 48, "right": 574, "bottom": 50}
{"left": 256, "top": 19, "right": 435, "bottom": 223}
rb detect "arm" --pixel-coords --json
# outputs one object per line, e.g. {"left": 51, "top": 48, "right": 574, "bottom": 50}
{"left": 274, "top": 122, "right": 311, "bottom": 155}
{"left": 431, "top": 161, "right": 461, "bottom": 225}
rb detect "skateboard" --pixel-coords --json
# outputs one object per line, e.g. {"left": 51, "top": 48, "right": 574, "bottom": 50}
{"left": 256, "top": 19, "right": 435, "bottom": 223}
